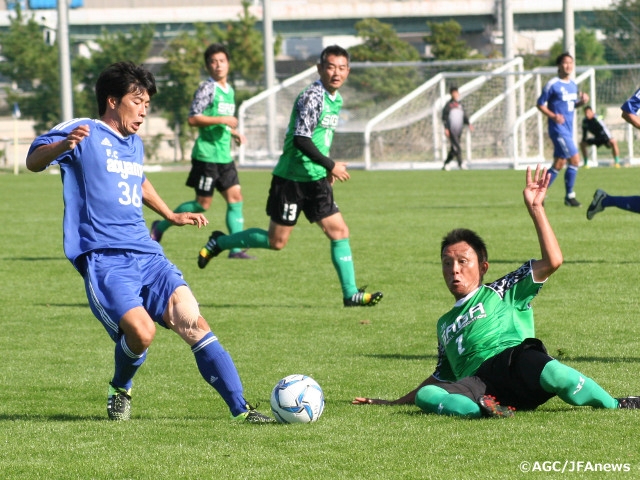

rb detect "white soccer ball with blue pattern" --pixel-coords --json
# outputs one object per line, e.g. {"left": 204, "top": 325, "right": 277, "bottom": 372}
{"left": 270, "top": 374, "right": 325, "bottom": 424}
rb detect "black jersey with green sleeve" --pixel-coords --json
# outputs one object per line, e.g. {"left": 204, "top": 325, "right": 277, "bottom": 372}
{"left": 272, "top": 80, "right": 342, "bottom": 182}
{"left": 432, "top": 261, "right": 544, "bottom": 381}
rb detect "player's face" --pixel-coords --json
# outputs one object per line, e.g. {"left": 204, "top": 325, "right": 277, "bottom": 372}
{"left": 107, "top": 89, "right": 150, "bottom": 136}
{"left": 557, "top": 56, "right": 574, "bottom": 78}
{"left": 585, "top": 108, "right": 594, "bottom": 119}
{"left": 441, "top": 241, "right": 489, "bottom": 300}
{"left": 206, "top": 52, "right": 230, "bottom": 83}
{"left": 451, "top": 90, "right": 460, "bottom": 101}
{"left": 318, "top": 54, "right": 350, "bottom": 94}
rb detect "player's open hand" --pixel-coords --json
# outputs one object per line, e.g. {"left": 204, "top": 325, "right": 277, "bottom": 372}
{"left": 65, "top": 124, "right": 91, "bottom": 150}
{"left": 523, "top": 164, "right": 549, "bottom": 209}
{"left": 170, "top": 212, "right": 209, "bottom": 228}
{"left": 331, "top": 162, "right": 350, "bottom": 183}
{"left": 352, "top": 397, "right": 393, "bottom": 405}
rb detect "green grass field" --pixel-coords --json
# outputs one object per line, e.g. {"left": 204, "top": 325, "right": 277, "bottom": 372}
{"left": 1, "top": 166, "right": 640, "bottom": 479}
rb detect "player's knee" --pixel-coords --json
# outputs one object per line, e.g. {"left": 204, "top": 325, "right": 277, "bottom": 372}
{"left": 165, "top": 286, "right": 206, "bottom": 342}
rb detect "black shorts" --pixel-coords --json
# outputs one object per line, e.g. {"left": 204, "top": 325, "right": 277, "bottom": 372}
{"left": 439, "top": 338, "right": 556, "bottom": 411}
{"left": 185, "top": 159, "right": 239, "bottom": 197}
{"left": 584, "top": 136, "right": 611, "bottom": 148}
{"left": 265, "top": 175, "right": 339, "bottom": 226}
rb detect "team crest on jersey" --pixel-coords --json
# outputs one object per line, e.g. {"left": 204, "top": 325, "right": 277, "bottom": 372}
{"left": 440, "top": 303, "right": 487, "bottom": 345}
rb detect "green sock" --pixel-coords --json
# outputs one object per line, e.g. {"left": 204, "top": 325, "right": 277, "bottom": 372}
{"left": 217, "top": 228, "right": 270, "bottom": 251}
{"left": 539, "top": 360, "right": 618, "bottom": 409}
{"left": 583, "top": 157, "right": 589, "bottom": 166}
{"left": 226, "top": 202, "right": 245, "bottom": 254}
{"left": 415, "top": 385, "right": 481, "bottom": 418}
{"left": 614, "top": 156, "right": 620, "bottom": 164}
{"left": 330, "top": 239, "right": 357, "bottom": 299}
{"left": 156, "top": 200, "right": 206, "bottom": 233}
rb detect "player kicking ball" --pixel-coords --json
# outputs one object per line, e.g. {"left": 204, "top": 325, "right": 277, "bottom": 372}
{"left": 26, "top": 62, "right": 274, "bottom": 423}
{"left": 354, "top": 165, "right": 640, "bottom": 417}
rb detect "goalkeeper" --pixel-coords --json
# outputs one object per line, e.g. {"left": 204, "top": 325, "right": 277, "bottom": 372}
{"left": 354, "top": 166, "right": 640, "bottom": 417}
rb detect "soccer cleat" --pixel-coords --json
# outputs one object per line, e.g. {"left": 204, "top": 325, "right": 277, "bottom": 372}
{"left": 586, "top": 189, "right": 607, "bottom": 220}
{"left": 232, "top": 404, "right": 276, "bottom": 423}
{"left": 198, "top": 230, "right": 225, "bottom": 269}
{"left": 228, "top": 250, "right": 256, "bottom": 260}
{"left": 107, "top": 382, "right": 132, "bottom": 421}
{"left": 617, "top": 396, "right": 640, "bottom": 409}
{"left": 478, "top": 395, "right": 515, "bottom": 418}
{"left": 343, "top": 287, "right": 383, "bottom": 307}
{"left": 564, "top": 196, "right": 582, "bottom": 207}
{"left": 150, "top": 220, "right": 163, "bottom": 243}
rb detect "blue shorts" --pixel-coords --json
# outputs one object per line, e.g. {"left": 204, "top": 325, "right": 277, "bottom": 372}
{"left": 82, "top": 250, "right": 187, "bottom": 341}
{"left": 550, "top": 133, "right": 578, "bottom": 160}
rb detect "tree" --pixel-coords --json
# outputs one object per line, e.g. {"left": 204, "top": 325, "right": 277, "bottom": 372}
{"left": 154, "top": 1, "right": 281, "bottom": 160}
{"left": 548, "top": 28, "right": 606, "bottom": 67}
{"left": 596, "top": 0, "right": 640, "bottom": 65}
{"left": 73, "top": 25, "right": 155, "bottom": 118}
{"left": 347, "top": 18, "right": 421, "bottom": 102}
{"left": 152, "top": 25, "right": 210, "bottom": 161}
{"left": 0, "top": 5, "right": 61, "bottom": 133}
{"left": 424, "top": 20, "right": 470, "bottom": 61}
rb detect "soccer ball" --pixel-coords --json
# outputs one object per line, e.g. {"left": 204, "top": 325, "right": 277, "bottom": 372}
{"left": 270, "top": 374, "right": 325, "bottom": 424}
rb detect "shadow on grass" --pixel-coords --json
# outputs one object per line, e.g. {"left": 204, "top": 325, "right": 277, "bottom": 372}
{"left": 2, "top": 257, "right": 67, "bottom": 262}
{"left": 0, "top": 413, "right": 105, "bottom": 422}
{"left": 34, "top": 303, "right": 88, "bottom": 308}
{"left": 360, "top": 353, "right": 437, "bottom": 361}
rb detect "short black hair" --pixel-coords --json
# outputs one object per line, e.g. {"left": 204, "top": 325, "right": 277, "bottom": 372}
{"left": 319, "top": 45, "right": 350, "bottom": 65}
{"left": 441, "top": 228, "right": 488, "bottom": 263}
{"left": 449, "top": 86, "right": 459, "bottom": 94}
{"left": 555, "top": 52, "right": 573, "bottom": 66}
{"left": 204, "top": 43, "right": 230, "bottom": 64}
{"left": 95, "top": 62, "right": 157, "bottom": 117}
{"left": 584, "top": 105, "right": 593, "bottom": 112}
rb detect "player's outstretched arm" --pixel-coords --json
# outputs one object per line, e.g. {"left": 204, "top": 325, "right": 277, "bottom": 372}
{"left": 524, "top": 165, "right": 563, "bottom": 282}
{"left": 353, "top": 375, "right": 442, "bottom": 406}
{"left": 622, "top": 111, "right": 640, "bottom": 130}
{"left": 141, "top": 179, "right": 208, "bottom": 228}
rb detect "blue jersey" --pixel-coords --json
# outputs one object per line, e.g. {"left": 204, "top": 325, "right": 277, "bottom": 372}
{"left": 28, "top": 118, "right": 163, "bottom": 272}
{"left": 537, "top": 77, "right": 579, "bottom": 138}
{"left": 621, "top": 87, "right": 640, "bottom": 115}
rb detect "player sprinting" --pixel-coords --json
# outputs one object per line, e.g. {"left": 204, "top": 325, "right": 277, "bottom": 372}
{"left": 150, "top": 43, "right": 254, "bottom": 259}
{"left": 536, "top": 52, "right": 588, "bottom": 207}
{"left": 26, "top": 62, "right": 274, "bottom": 423}
{"left": 197, "top": 45, "right": 383, "bottom": 308}
{"left": 354, "top": 166, "right": 640, "bottom": 417}
{"left": 580, "top": 106, "right": 620, "bottom": 168}
{"left": 587, "top": 87, "right": 640, "bottom": 219}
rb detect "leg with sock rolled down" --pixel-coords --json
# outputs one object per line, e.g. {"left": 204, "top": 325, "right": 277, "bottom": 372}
{"left": 107, "top": 306, "right": 156, "bottom": 420}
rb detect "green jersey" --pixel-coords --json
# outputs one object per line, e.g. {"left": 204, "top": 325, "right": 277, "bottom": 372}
{"left": 190, "top": 79, "right": 236, "bottom": 164}
{"left": 273, "top": 80, "right": 342, "bottom": 182}
{"left": 433, "top": 261, "right": 544, "bottom": 381}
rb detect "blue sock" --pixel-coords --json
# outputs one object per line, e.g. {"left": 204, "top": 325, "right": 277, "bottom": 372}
{"left": 548, "top": 168, "right": 559, "bottom": 186}
{"left": 112, "top": 335, "right": 147, "bottom": 391}
{"left": 603, "top": 196, "right": 640, "bottom": 214}
{"left": 564, "top": 165, "right": 578, "bottom": 196}
{"left": 192, "top": 332, "right": 247, "bottom": 416}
